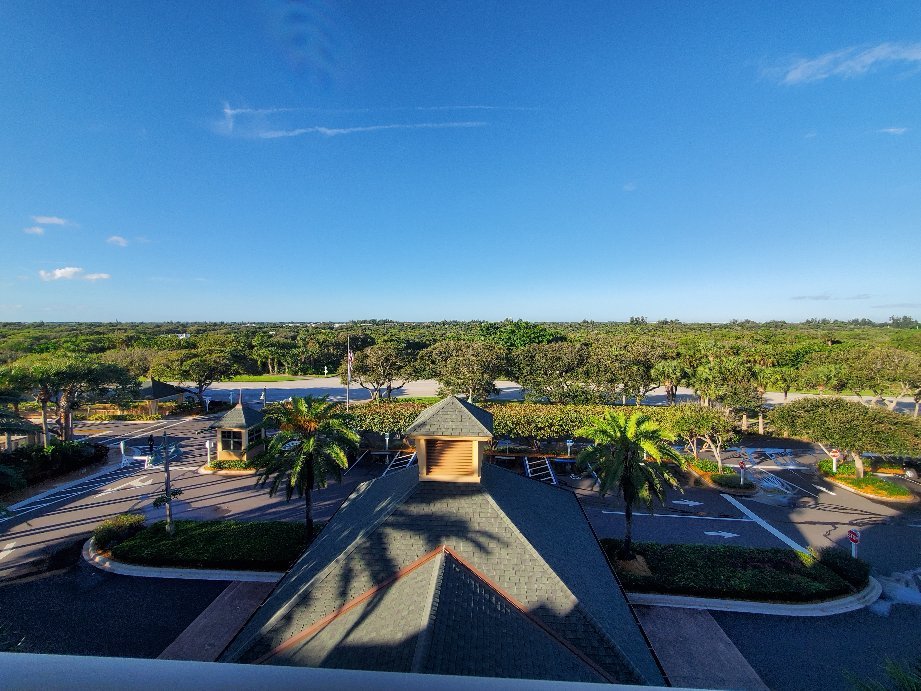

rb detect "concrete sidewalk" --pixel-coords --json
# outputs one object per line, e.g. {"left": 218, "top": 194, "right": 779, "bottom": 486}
{"left": 158, "top": 581, "right": 275, "bottom": 661}
{"left": 634, "top": 605, "right": 769, "bottom": 690}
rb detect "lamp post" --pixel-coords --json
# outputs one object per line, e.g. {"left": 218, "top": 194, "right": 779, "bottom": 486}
{"left": 384, "top": 432, "right": 391, "bottom": 452}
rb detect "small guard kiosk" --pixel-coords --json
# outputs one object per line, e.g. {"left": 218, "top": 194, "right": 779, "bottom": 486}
{"left": 209, "top": 403, "right": 265, "bottom": 465}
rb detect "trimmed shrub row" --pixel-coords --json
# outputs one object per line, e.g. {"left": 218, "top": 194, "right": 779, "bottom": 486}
{"left": 111, "top": 519, "right": 309, "bottom": 571}
{"left": 0, "top": 441, "right": 109, "bottom": 492}
{"left": 93, "top": 512, "right": 146, "bottom": 551}
{"left": 602, "top": 540, "right": 868, "bottom": 603}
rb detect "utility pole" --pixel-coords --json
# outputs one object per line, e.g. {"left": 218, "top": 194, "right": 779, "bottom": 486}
{"left": 163, "top": 431, "right": 174, "bottom": 535}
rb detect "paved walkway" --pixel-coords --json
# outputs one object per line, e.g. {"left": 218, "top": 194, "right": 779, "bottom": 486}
{"left": 634, "top": 605, "right": 769, "bottom": 690}
{"left": 158, "top": 580, "right": 275, "bottom": 661}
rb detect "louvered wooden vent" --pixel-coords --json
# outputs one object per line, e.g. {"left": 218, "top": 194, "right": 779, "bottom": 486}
{"left": 425, "top": 439, "right": 473, "bottom": 476}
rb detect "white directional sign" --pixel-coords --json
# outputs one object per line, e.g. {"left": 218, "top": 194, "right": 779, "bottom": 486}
{"left": 672, "top": 500, "right": 704, "bottom": 507}
{"left": 704, "top": 531, "right": 739, "bottom": 539}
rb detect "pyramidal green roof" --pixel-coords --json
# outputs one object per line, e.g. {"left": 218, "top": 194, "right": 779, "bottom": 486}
{"left": 221, "top": 464, "right": 664, "bottom": 685}
{"left": 210, "top": 403, "right": 264, "bottom": 429}
{"left": 405, "top": 395, "right": 493, "bottom": 438}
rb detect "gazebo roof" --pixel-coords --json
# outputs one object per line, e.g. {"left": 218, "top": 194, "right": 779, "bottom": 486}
{"left": 0, "top": 410, "right": 41, "bottom": 434}
{"left": 210, "top": 403, "right": 264, "bottom": 430}
{"left": 221, "top": 464, "right": 663, "bottom": 685}
{"left": 137, "top": 378, "right": 188, "bottom": 401}
{"left": 405, "top": 395, "right": 493, "bottom": 438}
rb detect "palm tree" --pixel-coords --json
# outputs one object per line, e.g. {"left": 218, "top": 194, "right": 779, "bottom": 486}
{"left": 576, "top": 410, "right": 683, "bottom": 559}
{"left": 251, "top": 395, "right": 359, "bottom": 538}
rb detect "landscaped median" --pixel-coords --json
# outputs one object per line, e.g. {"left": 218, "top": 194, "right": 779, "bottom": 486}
{"left": 603, "top": 540, "right": 870, "bottom": 605}
{"left": 684, "top": 458, "right": 757, "bottom": 495}
{"left": 817, "top": 459, "right": 915, "bottom": 503}
{"left": 89, "top": 514, "right": 311, "bottom": 575}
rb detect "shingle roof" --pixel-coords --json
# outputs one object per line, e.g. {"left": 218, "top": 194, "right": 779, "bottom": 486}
{"left": 0, "top": 411, "right": 41, "bottom": 434}
{"left": 221, "top": 464, "right": 663, "bottom": 685}
{"left": 404, "top": 396, "right": 493, "bottom": 438}
{"left": 136, "top": 378, "right": 188, "bottom": 401}
{"left": 210, "top": 403, "right": 265, "bottom": 430}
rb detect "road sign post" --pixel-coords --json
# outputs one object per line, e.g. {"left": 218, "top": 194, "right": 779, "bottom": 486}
{"left": 847, "top": 529, "right": 860, "bottom": 558}
{"left": 739, "top": 460, "right": 746, "bottom": 486}
{"left": 831, "top": 449, "right": 841, "bottom": 474}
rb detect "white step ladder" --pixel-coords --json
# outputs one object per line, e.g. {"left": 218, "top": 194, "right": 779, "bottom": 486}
{"left": 523, "top": 457, "right": 557, "bottom": 485}
{"left": 382, "top": 451, "right": 417, "bottom": 476}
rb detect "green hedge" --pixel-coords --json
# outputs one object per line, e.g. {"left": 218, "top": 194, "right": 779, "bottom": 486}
{"left": 0, "top": 441, "right": 109, "bottom": 491}
{"left": 94, "top": 513, "right": 146, "bottom": 551}
{"left": 208, "top": 458, "right": 255, "bottom": 470}
{"left": 813, "top": 546, "right": 871, "bottom": 588}
{"left": 344, "top": 401, "right": 691, "bottom": 440}
{"left": 817, "top": 458, "right": 912, "bottom": 497}
{"left": 111, "top": 520, "right": 309, "bottom": 571}
{"left": 711, "top": 472, "right": 755, "bottom": 490}
{"left": 602, "top": 540, "right": 862, "bottom": 602}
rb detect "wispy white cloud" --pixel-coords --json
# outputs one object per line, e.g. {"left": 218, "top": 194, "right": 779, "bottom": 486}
{"left": 791, "top": 293, "right": 870, "bottom": 301}
{"left": 878, "top": 127, "right": 908, "bottom": 135}
{"left": 23, "top": 226, "right": 44, "bottom": 235}
{"left": 777, "top": 42, "right": 921, "bottom": 84}
{"left": 622, "top": 182, "right": 637, "bottom": 193}
{"left": 258, "top": 121, "right": 487, "bottom": 139}
{"left": 107, "top": 235, "right": 129, "bottom": 247}
{"left": 39, "top": 267, "right": 84, "bottom": 281}
{"left": 32, "top": 215, "right": 72, "bottom": 225}
{"left": 38, "top": 267, "right": 110, "bottom": 282}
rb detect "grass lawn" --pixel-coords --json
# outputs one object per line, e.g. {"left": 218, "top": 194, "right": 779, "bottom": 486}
{"left": 110, "top": 520, "right": 309, "bottom": 571}
{"left": 226, "top": 374, "right": 304, "bottom": 382}
{"left": 603, "top": 540, "right": 869, "bottom": 603}
{"left": 832, "top": 474, "right": 912, "bottom": 498}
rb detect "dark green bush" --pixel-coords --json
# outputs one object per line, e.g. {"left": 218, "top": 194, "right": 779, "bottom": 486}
{"left": 602, "top": 539, "right": 854, "bottom": 602}
{"left": 112, "top": 520, "right": 308, "bottom": 571}
{"left": 208, "top": 458, "right": 254, "bottom": 470}
{"left": 690, "top": 458, "right": 720, "bottom": 473}
{"left": 813, "top": 546, "right": 870, "bottom": 589}
{"left": 0, "top": 441, "right": 108, "bottom": 488}
{"left": 94, "top": 513, "right": 146, "bottom": 551}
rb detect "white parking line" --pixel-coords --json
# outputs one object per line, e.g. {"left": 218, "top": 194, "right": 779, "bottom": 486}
{"left": 721, "top": 493, "right": 810, "bottom": 555}
{"left": 599, "top": 510, "right": 753, "bottom": 523}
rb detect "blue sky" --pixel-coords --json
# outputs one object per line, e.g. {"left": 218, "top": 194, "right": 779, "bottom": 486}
{"left": 2, "top": 1, "right": 920, "bottom": 322}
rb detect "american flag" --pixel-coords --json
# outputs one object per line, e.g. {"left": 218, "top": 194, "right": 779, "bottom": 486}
{"left": 347, "top": 349, "right": 354, "bottom": 383}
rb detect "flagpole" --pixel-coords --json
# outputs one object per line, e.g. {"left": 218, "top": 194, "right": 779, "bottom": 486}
{"left": 346, "top": 335, "right": 351, "bottom": 410}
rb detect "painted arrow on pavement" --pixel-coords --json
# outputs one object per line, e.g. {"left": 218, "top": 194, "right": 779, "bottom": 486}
{"left": 704, "top": 531, "right": 739, "bottom": 539}
{"left": 672, "top": 500, "right": 704, "bottom": 507}
{"left": 0, "top": 542, "right": 15, "bottom": 561}
{"left": 96, "top": 476, "right": 154, "bottom": 497}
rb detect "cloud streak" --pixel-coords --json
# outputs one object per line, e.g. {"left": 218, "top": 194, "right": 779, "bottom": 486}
{"left": 32, "top": 215, "right": 72, "bottom": 225}
{"left": 107, "top": 235, "right": 129, "bottom": 247}
{"left": 259, "top": 121, "right": 487, "bottom": 138}
{"left": 38, "top": 267, "right": 110, "bottom": 282}
{"left": 778, "top": 42, "right": 921, "bottom": 84}
{"left": 878, "top": 127, "right": 908, "bottom": 135}
{"left": 791, "top": 293, "right": 870, "bottom": 301}
{"left": 23, "top": 226, "right": 44, "bottom": 235}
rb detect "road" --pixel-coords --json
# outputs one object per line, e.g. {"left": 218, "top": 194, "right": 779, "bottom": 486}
{"left": 0, "top": 415, "right": 386, "bottom": 579}
{"left": 562, "top": 447, "right": 921, "bottom": 690}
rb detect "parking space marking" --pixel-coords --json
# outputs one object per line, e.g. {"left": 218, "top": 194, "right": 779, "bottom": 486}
{"left": 721, "top": 493, "right": 809, "bottom": 555}
{"left": 600, "top": 510, "right": 753, "bottom": 523}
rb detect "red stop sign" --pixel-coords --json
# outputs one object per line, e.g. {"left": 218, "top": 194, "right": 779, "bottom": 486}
{"left": 739, "top": 460, "right": 746, "bottom": 470}
{"left": 847, "top": 529, "right": 860, "bottom": 544}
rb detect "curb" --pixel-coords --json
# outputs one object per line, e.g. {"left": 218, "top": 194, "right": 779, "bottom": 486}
{"left": 684, "top": 464, "right": 759, "bottom": 498}
{"left": 82, "top": 539, "right": 285, "bottom": 583}
{"left": 823, "top": 477, "right": 919, "bottom": 504}
{"left": 626, "top": 576, "right": 882, "bottom": 616}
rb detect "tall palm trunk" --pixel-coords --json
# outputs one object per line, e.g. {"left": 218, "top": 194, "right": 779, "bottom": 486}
{"left": 305, "top": 462, "right": 316, "bottom": 538}
{"left": 40, "top": 399, "right": 49, "bottom": 446}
